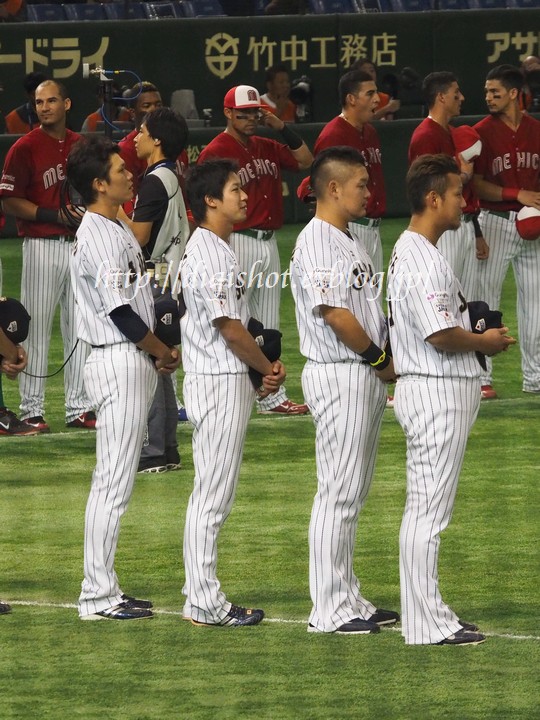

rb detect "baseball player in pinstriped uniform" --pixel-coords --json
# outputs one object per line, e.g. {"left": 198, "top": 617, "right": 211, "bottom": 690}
{"left": 387, "top": 154, "right": 515, "bottom": 645}
{"left": 408, "top": 72, "right": 489, "bottom": 303}
{"left": 0, "top": 80, "right": 94, "bottom": 433}
{"left": 121, "top": 107, "right": 190, "bottom": 474}
{"left": 473, "top": 65, "right": 540, "bottom": 397}
{"left": 291, "top": 146, "right": 399, "bottom": 635}
{"left": 313, "top": 71, "right": 386, "bottom": 278}
{"left": 181, "top": 159, "right": 286, "bottom": 627}
{"left": 197, "top": 85, "right": 311, "bottom": 416}
{"left": 67, "top": 136, "right": 180, "bottom": 620}
{"left": 0, "top": 294, "right": 30, "bottom": 611}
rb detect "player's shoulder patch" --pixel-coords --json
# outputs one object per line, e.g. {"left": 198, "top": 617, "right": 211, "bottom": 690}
{"left": 426, "top": 290, "right": 453, "bottom": 320}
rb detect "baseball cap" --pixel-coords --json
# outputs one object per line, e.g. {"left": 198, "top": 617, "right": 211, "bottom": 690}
{"left": 224, "top": 85, "right": 263, "bottom": 110}
{"left": 0, "top": 297, "right": 31, "bottom": 345}
{"left": 516, "top": 206, "right": 540, "bottom": 241}
{"left": 451, "top": 125, "right": 482, "bottom": 163}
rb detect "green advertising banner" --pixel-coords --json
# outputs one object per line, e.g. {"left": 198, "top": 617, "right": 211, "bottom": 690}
{"left": 0, "top": 10, "right": 538, "bottom": 132}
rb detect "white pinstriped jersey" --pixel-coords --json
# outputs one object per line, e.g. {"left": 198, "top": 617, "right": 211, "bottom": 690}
{"left": 387, "top": 230, "right": 480, "bottom": 378}
{"left": 71, "top": 211, "right": 155, "bottom": 347}
{"left": 290, "top": 217, "right": 387, "bottom": 363}
{"left": 180, "top": 227, "right": 250, "bottom": 375}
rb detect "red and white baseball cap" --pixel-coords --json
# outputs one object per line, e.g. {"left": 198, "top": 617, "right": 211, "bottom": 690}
{"left": 451, "top": 125, "right": 482, "bottom": 163}
{"left": 224, "top": 85, "right": 263, "bottom": 109}
{"left": 516, "top": 206, "right": 540, "bottom": 241}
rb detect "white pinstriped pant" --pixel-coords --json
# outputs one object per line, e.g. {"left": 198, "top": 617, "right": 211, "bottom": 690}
{"left": 436, "top": 220, "right": 479, "bottom": 303}
{"left": 230, "top": 231, "right": 287, "bottom": 410}
{"left": 182, "top": 372, "right": 255, "bottom": 624}
{"left": 19, "top": 237, "right": 91, "bottom": 421}
{"left": 78, "top": 345, "right": 157, "bottom": 617}
{"left": 477, "top": 210, "right": 540, "bottom": 391}
{"left": 395, "top": 375, "right": 480, "bottom": 644}
{"left": 302, "top": 361, "right": 386, "bottom": 632}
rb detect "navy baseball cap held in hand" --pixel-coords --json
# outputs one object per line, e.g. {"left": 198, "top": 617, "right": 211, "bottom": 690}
{"left": 0, "top": 297, "right": 31, "bottom": 344}
{"left": 468, "top": 300, "right": 503, "bottom": 371}
{"left": 247, "top": 317, "right": 282, "bottom": 390}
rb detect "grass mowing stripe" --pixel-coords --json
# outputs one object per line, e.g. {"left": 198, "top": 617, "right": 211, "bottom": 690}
{"left": 7, "top": 600, "right": 540, "bottom": 642}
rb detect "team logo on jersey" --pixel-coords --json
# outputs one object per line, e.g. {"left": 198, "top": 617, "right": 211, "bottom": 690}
{"left": 426, "top": 291, "right": 452, "bottom": 320}
{"left": 311, "top": 267, "right": 333, "bottom": 294}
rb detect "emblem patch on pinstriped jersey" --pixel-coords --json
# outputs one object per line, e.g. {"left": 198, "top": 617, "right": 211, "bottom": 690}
{"left": 209, "top": 277, "right": 227, "bottom": 306}
{"left": 311, "top": 267, "right": 334, "bottom": 295}
{"left": 426, "top": 291, "right": 452, "bottom": 320}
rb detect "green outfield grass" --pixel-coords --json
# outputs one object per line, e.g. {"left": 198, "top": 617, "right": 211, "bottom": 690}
{"left": 0, "top": 222, "right": 539, "bottom": 720}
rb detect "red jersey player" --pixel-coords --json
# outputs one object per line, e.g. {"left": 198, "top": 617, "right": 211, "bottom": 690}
{"left": 473, "top": 64, "right": 540, "bottom": 398}
{"left": 0, "top": 80, "right": 94, "bottom": 432}
{"left": 314, "top": 70, "right": 386, "bottom": 277}
{"left": 197, "top": 84, "right": 312, "bottom": 415}
{"left": 408, "top": 71, "right": 488, "bottom": 308}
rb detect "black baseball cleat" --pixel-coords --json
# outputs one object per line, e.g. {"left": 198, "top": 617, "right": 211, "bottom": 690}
{"left": 437, "top": 629, "right": 486, "bottom": 646}
{"left": 22, "top": 415, "right": 50, "bottom": 434}
{"left": 191, "top": 604, "right": 265, "bottom": 627}
{"left": 368, "top": 608, "right": 400, "bottom": 626}
{"left": 459, "top": 619, "right": 480, "bottom": 632}
{"left": 121, "top": 593, "right": 153, "bottom": 609}
{"left": 308, "top": 618, "right": 380, "bottom": 634}
{"left": 81, "top": 602, "right": 153, "bottom": 621}
{"left": 0, "top": 601, "right": 12, "bottom": 614}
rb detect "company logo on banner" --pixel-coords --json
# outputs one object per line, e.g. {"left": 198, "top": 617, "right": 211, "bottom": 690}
{"left": 205, "top": 33, "right": 239, "bottom": 79}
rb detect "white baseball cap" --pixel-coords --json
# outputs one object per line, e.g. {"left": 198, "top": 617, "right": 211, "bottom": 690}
{"left": 224, "top": 85, "right": 263, "bottom": 109}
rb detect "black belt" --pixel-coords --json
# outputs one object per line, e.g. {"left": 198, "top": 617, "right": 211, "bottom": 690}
{"left": 487, "top": 210, "right": 512, "bottom": 220}
{"left": 240, "top": 228, "right": 274, "bottom": 241}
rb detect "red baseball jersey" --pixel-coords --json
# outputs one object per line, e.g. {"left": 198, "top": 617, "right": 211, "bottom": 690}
{"left": 313, "top": 116, "right": 386, "bottom": 218}
{"left": 474, "top": 113, "right": 540, "bottom": 212}
{"left": 197, "top": 131, "right": 299, "bottom": 231}
{"left": 0, "top": 127, "right": 80, "bottom": 237}
{"left": 409, "top": 117, "right": 478, "bottom": 213}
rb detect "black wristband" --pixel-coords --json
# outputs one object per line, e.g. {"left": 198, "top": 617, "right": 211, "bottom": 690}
{"left": 35, "top": 207, "right": 59, "bottom": 224}
{"left": 278, "top": 124, "right": 303, "bottom": 150}
{"left": 360, "top": 341, "right": 391, "bottom": 370}
{"left": 472, "top": 215, "right": 482, "bottom": 238}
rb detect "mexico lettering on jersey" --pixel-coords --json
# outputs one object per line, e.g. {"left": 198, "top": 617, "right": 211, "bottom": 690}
{"left": 71, "top": 211, "right": 155, "bottom": 347}
{"left": 197, "top": 131, "right": 299, "bottom": 231}
{"left": 180, "top": 227, "right": 251, "bottom": 375}
{"left": 387, "top": 229, "right": 480, "bottom": 378}
{"left": 0, "top": 127, "right": 80, "bottom": 237}
{"left": 291, "top": 217, "right": 387, "bottom": 363}
{"left": 313, "top": 116, "right": 386, "bottom": 218}
{"left": 474, "top": 113, "right": 540, "bottom": 212}
{"left": 409, "top": 117, "right": 478, "bottom": 213}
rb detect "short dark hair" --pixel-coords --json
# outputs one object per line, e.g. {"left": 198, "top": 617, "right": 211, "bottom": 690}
{"left": 23, "top": 71, "right": 48, "bottom": 95}
{"left": 339, "top": 70, "right": 374, "bottom": 108}
{"left": 124, "top": 81, "right": 160, "bottom": 104}
{"left": 143, "top": 107, "right": 189, "bottom": 160}
{"left": 66, "top": 136, "right": 120, "bottom": 206}
{"left": 349, "top": 58, "right": 377, "bottom": 74}
{"left": 265, "top": 64, "right": 290, "bottom": 84}
{"left": 406, "top": 154, "right": 460, "bottom": 214}
{"left": 486, "top": 64, "right": 524, "bottom": 92}
{"left": 422, "top": 71, "right": 457, "bottom": 108}
{"left": 187, "top": 159, "right": 239, "bottom": 225}
{"left": 311, "top": 146, "right": 366, "bottom": 198}
{"left": 35, "top": 79, "right": 69, "bottom": 101}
